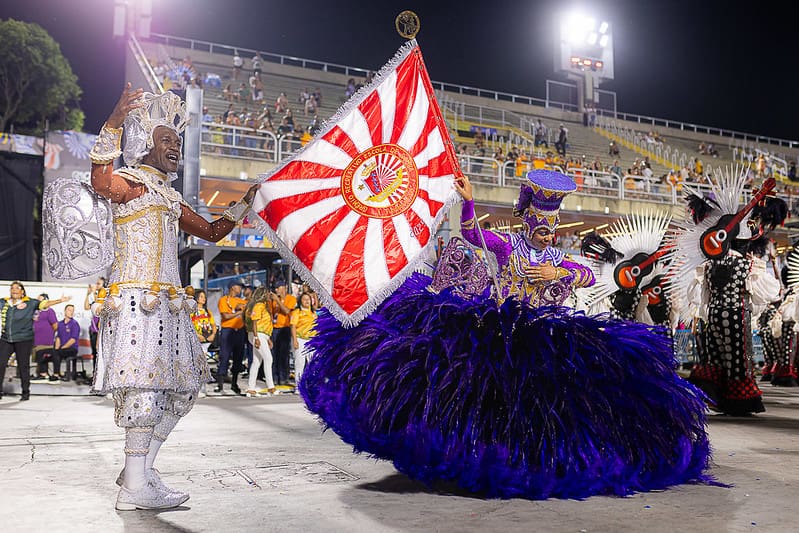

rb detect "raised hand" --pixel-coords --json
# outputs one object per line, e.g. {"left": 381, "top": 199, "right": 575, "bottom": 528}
{"left": 243, "top": 183, "right": 261, "bottom": 204}
{"left": 106, "top": 82, "right": 145, "bottom": 129}
{"left": 453, "top": 175, "right": 472, "bottom": 201}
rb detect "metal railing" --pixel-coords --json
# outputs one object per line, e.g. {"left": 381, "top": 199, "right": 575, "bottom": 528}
{"left": 130, "top": 35, "right": 164, "bottom": 94}
{"left": 199, "top": 121, "right": 794, "bottom": 212}
{"left": 201, "top": 122, "right": 303, "bottom": 163}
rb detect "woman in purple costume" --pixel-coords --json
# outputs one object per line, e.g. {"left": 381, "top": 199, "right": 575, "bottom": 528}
{"left": 300, "top": 170, "right": 711, "bottom": 500}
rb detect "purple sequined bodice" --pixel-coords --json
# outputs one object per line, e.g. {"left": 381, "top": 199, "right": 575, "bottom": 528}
{"left": 459, "top": 200, "right": 595, "bottom": 306}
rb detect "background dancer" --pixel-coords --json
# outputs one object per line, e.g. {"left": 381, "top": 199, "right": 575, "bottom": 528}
{"left": 668, "top": 170, "right": 785, "bottom": 415}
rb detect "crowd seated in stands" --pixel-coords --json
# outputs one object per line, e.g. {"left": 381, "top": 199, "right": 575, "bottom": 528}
{"left": 698, "top": 142, "right": 719, "bottom": 157}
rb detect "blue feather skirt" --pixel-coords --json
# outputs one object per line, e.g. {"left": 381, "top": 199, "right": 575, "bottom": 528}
{"left": 300, "top": 274, "right": 712, "bottom": 499}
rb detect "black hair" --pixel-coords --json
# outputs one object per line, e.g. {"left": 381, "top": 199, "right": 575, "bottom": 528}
{"left": 10, "top": 280, "right": 25, "bottom": 296}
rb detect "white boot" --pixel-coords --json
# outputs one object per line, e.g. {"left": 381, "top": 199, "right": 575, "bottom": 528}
{"left": 115, "top": 478, "right": 190, "bottom": 511}
{"left": 116, "top": 467, "right": 188, "bottom": 500}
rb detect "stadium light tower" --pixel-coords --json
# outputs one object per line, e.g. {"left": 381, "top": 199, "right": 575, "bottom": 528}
{"left": 554, "top": 11, "right": 614, "bottom": 114}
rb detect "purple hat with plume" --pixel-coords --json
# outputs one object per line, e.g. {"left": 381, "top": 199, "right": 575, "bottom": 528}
{"left": 512, "top": 170, "right": 577, "bottom": 231}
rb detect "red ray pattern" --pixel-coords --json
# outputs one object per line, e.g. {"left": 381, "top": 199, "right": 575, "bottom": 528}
{"left": 332, "top": 216, "right": 370, "bottom": 313}
{"left": 382, "top": 218, "right": 409, "bottom": 277}
{"left": 269, "top": 160, "right": 343, "bottom": 181}
{"left": 357, "top": 91, "right": 383, "bottom": 147}
{"left": 321, "top": 126, "right": 360, "bottom": 159}
{"left": 292, "top": 205, "right": 353, "bottom": 271}
{"left": 406, "top": 113, "right": 439, "bottom": 160}
{"left": 403, "top": 208, "right": 431, "bottom": 247}
{"left": 263, "top": 187, "right": 342, "bottom": 228}
{"left": 415, "top": 186, "right": 444, "bottom": 219}
{"left": 389, "top": 55, "right": 420, "bottom": 144}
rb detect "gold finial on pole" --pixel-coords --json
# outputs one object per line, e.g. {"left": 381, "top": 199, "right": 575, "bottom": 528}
{"left": 395, "top": 10, "right": 420, "bottom": 39}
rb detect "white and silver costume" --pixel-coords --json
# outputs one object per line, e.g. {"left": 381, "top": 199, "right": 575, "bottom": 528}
{"left": 93, "top": 165, "right": 209, "bottom": 402}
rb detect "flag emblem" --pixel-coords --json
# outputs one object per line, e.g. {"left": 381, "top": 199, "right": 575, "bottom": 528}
{"left": 342, "top": 144, "right": 419, "bottom": 219}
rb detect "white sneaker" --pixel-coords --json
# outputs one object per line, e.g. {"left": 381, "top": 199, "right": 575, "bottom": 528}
{"left": 116, "top": 468, "right": 188, "bottom": 500}
{"left": 115, "top": 480, "right": 189, "bottom": 511}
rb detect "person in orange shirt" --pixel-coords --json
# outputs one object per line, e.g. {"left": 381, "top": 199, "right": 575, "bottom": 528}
{"left": 216, "top": 281, "right": 248, "bottom": 394}
{"left": 269, "top": 279, "right": 296, "bottom": 386}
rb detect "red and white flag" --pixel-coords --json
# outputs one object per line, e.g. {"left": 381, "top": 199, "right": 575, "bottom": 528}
{"left": 251, "top": 40, "right": 462, "bottom": 326}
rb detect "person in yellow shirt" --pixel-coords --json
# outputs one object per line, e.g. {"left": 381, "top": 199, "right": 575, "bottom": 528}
{"left": 216, "top": 281, "right": 248, "bottom": 395}
{"left": 268, "top": 280, "right": 297, "bottom": 386}
{"left": 290, "top": 291, "right": 318, "bottom": 385}
{"left": 244, "top": 287, "right": 274, "bottom": 397}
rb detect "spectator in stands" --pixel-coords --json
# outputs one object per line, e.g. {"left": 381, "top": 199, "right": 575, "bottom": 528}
{"left": 53, "top": 304, "right": 81, "bottom": 382}
{"left": 609, "top": 140, "right": 620, "bottom": 156}
{"left": 237, "top": 82, "right": 250, "bottom": 103}
{"left": 694, "top": 157, "right": 704, "bottom": 177}
{"left": 257, "top": 106, "right": 273, "bottom": 125}
{"left": 275, "top": 92, "right": 289, "bottom": 114}
{"left": 365, "top": 71, "right": 375, "bottom": 85}
{"left": 0, "top": 283, "right": 69, "bottom": 401}
{"left": 250, "top": 75, "right": 264, "bottom": 106}
{"left": 312, "top": 87, "right": 322, "bottom": 106}
{"left": 233, "top": 51, "right": 243, "bottom": 80}
{"left": 308, "top": 114, "right": 321, "bottom": 136}
{"left": 555, "top": 124, "right": 568, "bottom": 157}
{"left": 610, "top": 159, "right": 622, "bottom": 178}
{"left": 299, "top": 87, "right": 310, "bottom": 105}
{"left": 283, "top": 109, "right": 295, "bottom": 131}
{"left": 345, "top": 78, "right": 357, "bottom": 98}
{"left": 225, "top": 112, "right": 242, "bottom": 156}
{"left": 304, "top": 93, "right": 317, "bottom": 116}
{"left": 789, "top": 161, "right": 797, "bottom": 182}
{"left": 244, "top": 113, "right": 259, "bottom": 151}
{"left": 269, "top": 280, "right": 296, "bottom": 386}
{"left": 299, "top": 127, "right": 313, "bottom": 146}
{"left": 211, "top": 115, "right": 225, "bottom": 153}
{"left": 223, "top": 83, "right": 234, "bottom": 103}
{"left": 706, "top": 143, "right": 719, "bottom": 158}
{"left": 534, "top": 119, "right": 548, "bottom": 147}
{"left": 31, "top": 293, "right": 58, "bottom": 381}
{"left": 251, "top": 52, "right": 262, "bottom": 77}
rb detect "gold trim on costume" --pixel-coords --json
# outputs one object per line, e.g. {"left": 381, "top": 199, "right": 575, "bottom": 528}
{"left": 113, "top": 204, "right": 171, "bottom": 224}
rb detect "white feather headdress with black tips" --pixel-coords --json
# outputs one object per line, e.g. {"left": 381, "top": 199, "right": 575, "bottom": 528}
{"left": 580, "top": 209, "right": 672, "bottom": 311}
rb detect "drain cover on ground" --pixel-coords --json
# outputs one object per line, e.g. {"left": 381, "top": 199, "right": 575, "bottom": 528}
{"left": 189, "top": 461, "right": 359, "bottom": 490}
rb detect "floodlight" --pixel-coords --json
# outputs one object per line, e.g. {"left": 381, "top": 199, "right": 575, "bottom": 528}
{"left": 599, "top": 34, "right": 609, "bottom": 47}
{"left": 599, "top": 21, "right": 609, "bottom": 34}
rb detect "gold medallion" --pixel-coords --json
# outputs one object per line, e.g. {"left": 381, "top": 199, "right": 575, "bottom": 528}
{"left": 395, "top": 10, "right": 420, "bottom": 39}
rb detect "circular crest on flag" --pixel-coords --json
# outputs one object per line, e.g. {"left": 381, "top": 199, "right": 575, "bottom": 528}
{"left": 341, "top": 143, "right": 419, "bottom": 219}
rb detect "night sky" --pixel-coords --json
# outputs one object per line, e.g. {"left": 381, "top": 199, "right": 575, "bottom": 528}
{"left": 1, "top": 0, "right": 795, "bottom": 140}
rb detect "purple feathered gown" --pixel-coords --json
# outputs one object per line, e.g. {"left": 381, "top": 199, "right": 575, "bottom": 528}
{"left": 298, "top": 200, "right": 711, "bottom": 500}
